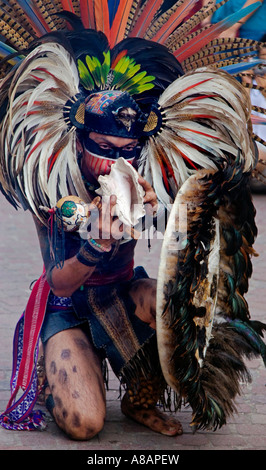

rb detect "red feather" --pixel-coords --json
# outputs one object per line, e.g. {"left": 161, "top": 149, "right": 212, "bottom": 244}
{"left": 129, "top": 0, "right": 163, "bottom": 38}
{"left": 180, "top": 128, "right": 220, "bottom": 140}
{"left": 110, "top": 0, "right": 134, "bottom": 48}
{"left": 48, "top": 149, "right": 61, "bottom": 177}
{"left": 111, "top": 49, "right": 128, "bottom": 68}
{"left": 94, "top": 0, "right": 111, "bottom": 41}
{"left": 177, "top": 148, "right": 199, "bottom": 170}
{"left": 152, "top": 0, "right": 197, "bottom": 44}
{"left": 180, "top": 77, "right": 213, "bottom": 95}
{"left": 29, "top": 74, "right": 44, "bottom": 82}
{"left": 79, "top": 0, "right": 95, "bottom": 29}
{"left": 25, "top": 137, "right": 47, "bottom": 162}
{"left": 187, "top": 94, "right": 218, "bottom": 102}
{"left": 59, "top": 0, "right": 75, "bottom": 14}
{"left": 159, "top": 159, "right": 170, "bottom": 192}
{"left": 190, "top": 114, "right": 219, "bottom": 120}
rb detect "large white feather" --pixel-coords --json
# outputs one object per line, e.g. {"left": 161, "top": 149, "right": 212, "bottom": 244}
{"left": 144, "top": 67, "right": 255, "bottom": 199}
{"left": 0, "top": 42, "right": 87, "bottom": 223}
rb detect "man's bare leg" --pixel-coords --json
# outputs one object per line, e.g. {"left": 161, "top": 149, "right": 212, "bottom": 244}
{"left": 126, "top": 278, "right": 183, "bottom": 436}
{"left": 44, "top": 327, "right": 106, "bottom": 440}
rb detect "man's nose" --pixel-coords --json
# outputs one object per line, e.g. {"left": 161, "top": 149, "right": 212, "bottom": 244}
{"left": 114, "top": 149, "right": 121, "bottom": 159}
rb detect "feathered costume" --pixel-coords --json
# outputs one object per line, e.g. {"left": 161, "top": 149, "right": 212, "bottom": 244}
{"left": 0, "top": 0, "right": 266, "bottom": 432}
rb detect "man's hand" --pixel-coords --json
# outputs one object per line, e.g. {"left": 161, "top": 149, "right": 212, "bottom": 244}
{"left": 87, "top": 175, "right": 158, "bottom": 248}
{"left": 138, "top": 176, "right": 158, "bottom": 216}
{"left": 87, "top": 195, "right": 124, "bottom": 249}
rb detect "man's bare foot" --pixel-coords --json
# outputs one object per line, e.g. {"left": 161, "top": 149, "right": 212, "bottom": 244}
{"left": 121, "top": 393, "right": 183, "bottom": 436}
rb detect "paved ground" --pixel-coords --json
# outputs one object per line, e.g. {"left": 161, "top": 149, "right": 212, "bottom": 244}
{"left": 0, "top": 192, "right": 265, "bottom": 452}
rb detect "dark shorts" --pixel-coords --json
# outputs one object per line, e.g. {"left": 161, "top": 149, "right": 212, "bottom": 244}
{"left": 40, "top": 266, "right": 156, "bottom": 378}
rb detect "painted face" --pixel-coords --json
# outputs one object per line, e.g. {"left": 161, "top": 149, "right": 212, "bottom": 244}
{"left": 83, "top": 133, "right": 140, "bottom": 179}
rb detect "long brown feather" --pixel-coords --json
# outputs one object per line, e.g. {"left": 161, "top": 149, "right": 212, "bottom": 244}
{"left": 0, "top": 0, "right": 36, "bottom": 47}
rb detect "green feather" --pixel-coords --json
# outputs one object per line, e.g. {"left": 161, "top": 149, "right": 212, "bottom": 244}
{"left": 101, "top": 51, "right": 111, "bottom": 85}
{"left": 77, "top": 59, "right": 94, "bottom": 89}
{"left": 229, "top": 319, "right": 266, "bottom": 366}
{"left": 86, "top": 56, "right": 102, "bottom": 87}
{"left": 124, "top": 70, "right": 147, "bottom": 86}
{"left": 113, "top": 56, "right": 131, "bottom": 73}
{"left": 125, "top": 74, "right": 155, "bottom": 94}
{"left": 78, "top": 52, "right": 155, "bottom": 95}
{"left": 113, "top": 64, "right": 141, "bottom": 88}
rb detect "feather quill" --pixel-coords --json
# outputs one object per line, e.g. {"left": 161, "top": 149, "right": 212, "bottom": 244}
{"left": 221, "top": 59, "right": 262, "bottom": 75}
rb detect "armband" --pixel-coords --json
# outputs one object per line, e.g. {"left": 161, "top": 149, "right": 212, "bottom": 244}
{"left": 76, "top": 240, "right": 104, "bottom": 267}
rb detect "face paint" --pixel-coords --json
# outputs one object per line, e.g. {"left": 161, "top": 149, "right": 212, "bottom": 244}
{"left": 84, "top": 136, "right": 141, "bottom": 160}
{"left": 83, "top": 149, "right": 135, "bottom": 178}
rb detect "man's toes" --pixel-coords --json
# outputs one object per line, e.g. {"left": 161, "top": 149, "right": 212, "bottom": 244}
{"left": 150, "top": 414, "right": 183, "bottom": 436}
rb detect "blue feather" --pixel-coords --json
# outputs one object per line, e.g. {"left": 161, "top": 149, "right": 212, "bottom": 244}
{"left": 229, "top": 319, "right": 266, "bottom": 366}
{"left": 216, "top": 1, "right": 262, "bottom": 31}
{"left": 0, "top": 42, "right": 23, "bottom": 65}
{"left": 221, "top": 59, "right": 263, "bottom": 75}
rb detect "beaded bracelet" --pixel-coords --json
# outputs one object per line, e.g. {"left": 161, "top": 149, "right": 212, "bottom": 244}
{"left": 88, "top": 238, "right": 112, "bottom": 253}
{"left": 76, "top": 240, "right": 105, "bottom": 267}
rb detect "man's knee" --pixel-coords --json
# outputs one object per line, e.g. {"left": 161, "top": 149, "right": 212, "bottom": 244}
{"left": 129, "top": 278, "right": 157, "bottom": 329}
{"left": 66, "top": 416, "right": 105, "bottom": 441}
{"left": 55, "top": 406, "right": 105, "bottom": 441}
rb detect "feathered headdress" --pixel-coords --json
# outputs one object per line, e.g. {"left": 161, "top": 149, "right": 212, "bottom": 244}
{"left": 0, "top": 0, "right": 265, "bottom": 432}
{"left": 0, "top": 0, "right": 264, "bottom": 222}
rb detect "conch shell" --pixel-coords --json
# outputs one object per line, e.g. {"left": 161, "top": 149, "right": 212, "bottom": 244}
{"left": 96, "top": 158, "right": 145, "bottom": 226}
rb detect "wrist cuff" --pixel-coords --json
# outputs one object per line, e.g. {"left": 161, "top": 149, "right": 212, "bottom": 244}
{"left": 76, "top": 240, "right": 104, "bottom": 267}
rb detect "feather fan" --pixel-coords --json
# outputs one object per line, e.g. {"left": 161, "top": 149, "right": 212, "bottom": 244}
{"left": 174, "top": 2, "right": 262, "bottom": 62}
{"left": 140, "top": 67, "right": 254, "bottom": 208}
{"left": 0, "top": 41, "right": 89, "bottom": 224}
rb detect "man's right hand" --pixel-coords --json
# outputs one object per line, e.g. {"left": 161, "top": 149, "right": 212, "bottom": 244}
{"left": 88, "top": 195, "right": 124, "bottom": 250}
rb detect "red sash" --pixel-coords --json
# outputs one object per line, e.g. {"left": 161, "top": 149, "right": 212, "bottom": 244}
{"left": 8, "top": 270, "right": 50, "bottom": 405}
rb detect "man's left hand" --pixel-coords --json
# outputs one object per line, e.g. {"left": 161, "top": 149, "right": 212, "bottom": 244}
{"left": 138, "top": 176, "right": 158, "bottom": 216}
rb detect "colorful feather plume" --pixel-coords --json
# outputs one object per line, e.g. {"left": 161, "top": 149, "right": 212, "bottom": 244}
{"left": 173, "top": 2, "right": 261, "bottom": 63}
{"left": 77, "top": 50, "right": 155, "bottom": 94}
{"left": 0, "top": 0, "right": 264, "bottom": 75}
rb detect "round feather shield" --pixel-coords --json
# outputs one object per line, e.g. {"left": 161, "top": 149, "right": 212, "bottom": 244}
{"left": 156, "top": 170, "right": 220, "bottom": 403}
